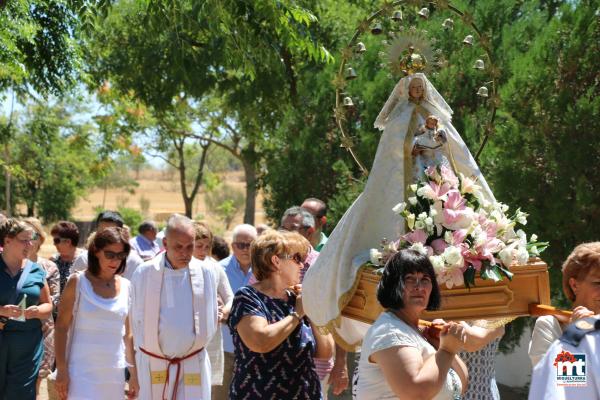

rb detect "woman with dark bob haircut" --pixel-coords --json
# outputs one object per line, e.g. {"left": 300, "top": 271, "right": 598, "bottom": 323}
{"left": 356, "top": 250, "right": 468, "bottom": 400}
{"left": 54, "top": 227, "right": 139, "bottom": 399}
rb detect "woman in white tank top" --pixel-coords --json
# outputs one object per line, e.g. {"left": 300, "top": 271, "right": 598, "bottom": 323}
{"left": 54, "top": 227, "right": 139, "bottom": 400}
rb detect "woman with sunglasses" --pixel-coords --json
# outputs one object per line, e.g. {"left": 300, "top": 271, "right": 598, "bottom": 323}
{"left": 54, "top": 227, "right": 139, "bottom": 400}
{"left": 228, "top": 230, "right": 334, "bottom": 399}
{"left": 0, "top": 218, "right": 53, "bottom": 400}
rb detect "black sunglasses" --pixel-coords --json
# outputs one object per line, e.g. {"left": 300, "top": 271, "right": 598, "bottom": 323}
{"left": 103, "top": 250, "right": 128, "bottom": 261}
{"left": 53, "top": 237, "right": 71, "bottom": 245}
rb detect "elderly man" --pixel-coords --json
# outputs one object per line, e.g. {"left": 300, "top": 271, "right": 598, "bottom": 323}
{"left": 301, "top": 197, "right": 329, "bottom": 251}
{"left": 72, "top": 210, "right": 143, "bottom": 279}
{"left": 213, "top": 224, "right": 257, "bottom": 400}
{"left": 130, "top": 214, "right": 218, "bottom": 400}
{"left": 130, "top": 220, "right": 161, "bottom": 261}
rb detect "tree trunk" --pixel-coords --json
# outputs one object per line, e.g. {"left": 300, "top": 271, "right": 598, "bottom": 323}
{"left": 242, "top": 159, "right": 257, "bottom": 225}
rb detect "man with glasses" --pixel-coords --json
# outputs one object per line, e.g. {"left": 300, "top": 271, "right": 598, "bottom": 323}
{"left": 213, "top": 224, "right": 257, "bottom": 400}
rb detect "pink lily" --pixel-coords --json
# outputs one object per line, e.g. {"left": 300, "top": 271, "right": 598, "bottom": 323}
{"left": 440, "top": 165, "right": 459, "bottom": 188}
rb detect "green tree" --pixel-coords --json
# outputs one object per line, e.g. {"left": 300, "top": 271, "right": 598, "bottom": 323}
{"left": 7, "top": 98, "right": 99, "bottom": 221}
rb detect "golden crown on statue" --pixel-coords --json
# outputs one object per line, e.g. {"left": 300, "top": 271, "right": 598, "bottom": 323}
{"left": 384, "top": 27, "right": 442, "bottom": 76}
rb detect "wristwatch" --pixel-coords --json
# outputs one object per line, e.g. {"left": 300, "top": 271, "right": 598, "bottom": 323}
{"left": 290, "top": 311, "right": 302, "bottom": 322}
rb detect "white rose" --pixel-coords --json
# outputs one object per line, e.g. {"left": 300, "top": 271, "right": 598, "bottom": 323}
{"left": 442, "top": 246, "right": 463, "bottom": 267}
{"left": 410, "top": 184, "right": 418, "bottom": 192}
{"left": 499, "top": 245, "right": 515, "bottom": 267}
{"left": 429, "top": 209, "right": 438, "bottom": 218}
{"left": 417, "top": 185, "right": 436, "bottom": 200}
{"left": 392, "top": 202, "right": 407, "bottom": 214}
{"left": 369, "top": 248, "right": 383, "bottom": 265}
{"left": 408, "top": 196, "right": 418, "bottom": 206}
{"left": 429, "top": 255, "right": 445, "bottom": 271}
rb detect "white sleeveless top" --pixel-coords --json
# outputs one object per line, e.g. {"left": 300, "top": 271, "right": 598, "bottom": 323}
{"left": 68, "top": 274, "right": 130, "bottom": 400}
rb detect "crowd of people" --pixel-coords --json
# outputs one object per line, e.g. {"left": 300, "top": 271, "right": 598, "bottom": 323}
{"left": 0, "top": 197, "right": 597, "bottom": 400}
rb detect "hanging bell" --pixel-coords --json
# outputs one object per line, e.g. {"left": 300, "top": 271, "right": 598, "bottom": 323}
{"left": 476, "top": 86, "right": 489, "bottom": 97}
{"left": 473, "top": 59, "right": 485, "bottom": 70}
{"left": 442, "top": 18, "right": 454, "bottom": 30}
{"left": 392, "top": 10, "right": 403, "bottom": 22}
{"left": 463, "top": 35, "right": 474, "bottom": 46}
{"left": 345, "top": 67, "right": 357, "bottom": 80}
{"left": 418, "top": 7, "right": 430, "bottom": 19}
{"left": 343, "top": 96, "right": 354, "bottom": 107}
{"left": 371, "top": 23, "right": 383, "bottom": 35}
{"left": 355, "top": 42, "right": 366, "bottom": 53}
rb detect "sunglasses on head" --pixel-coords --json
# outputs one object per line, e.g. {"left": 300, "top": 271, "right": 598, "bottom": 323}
{"left": 53, "top": 237, "right": 71, "bottom": 245}
{"left": 103, "top": 250, "right": 128, "bottom": 261}
{"left": 233, "top": 242, "right": 252, "bottom": 250}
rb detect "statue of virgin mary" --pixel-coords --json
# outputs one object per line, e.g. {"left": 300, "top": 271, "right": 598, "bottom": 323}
{"left": 302, "top": 72, "right": 496, "bottom": 349}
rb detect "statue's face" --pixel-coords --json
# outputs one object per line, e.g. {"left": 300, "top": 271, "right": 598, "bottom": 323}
{"left": 409, "top": 78, "right": 424, "bottom": 99}
{"left": 425, "top": 117, "right": 437, "bottom": 129}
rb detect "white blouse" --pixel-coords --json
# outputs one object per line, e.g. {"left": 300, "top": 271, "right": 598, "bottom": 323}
{"left": 356, "top": 311, "right": 462, "bottom": 400}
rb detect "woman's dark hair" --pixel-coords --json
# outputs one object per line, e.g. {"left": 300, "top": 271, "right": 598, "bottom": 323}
{"left": 211, "top": 236, "right": 230, "bottom": 261}
{"left": 377, "top": 249, "right": 441, "bottom": 311}
{"left": 50, "top": 221, "right": 80, "bottom": 246}
{"left": 87, "top": 227, "right": 130, "bottom": 276}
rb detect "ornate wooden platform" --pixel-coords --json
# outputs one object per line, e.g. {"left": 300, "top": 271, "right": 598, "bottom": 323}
{"left": 342, "top": 259, "right": 551, "bottom": 323}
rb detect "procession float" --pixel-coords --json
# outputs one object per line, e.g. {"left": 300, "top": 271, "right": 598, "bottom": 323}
{"left": 302, "top": 1, "right": 560, "bottom": 349}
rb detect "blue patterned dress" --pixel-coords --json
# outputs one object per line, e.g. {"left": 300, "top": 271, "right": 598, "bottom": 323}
{"left": 228, "top": 286, "right": 321, "bottom": 400}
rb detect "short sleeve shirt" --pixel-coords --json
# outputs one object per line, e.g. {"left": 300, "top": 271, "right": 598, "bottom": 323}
{"left": 356, "top": 311, "right": 461, "bottom": 400}
{"left": 228, "top": 286, "right": 321, "bottom": 400}
{"left": 0, "top": 258, "right": 46, "bottom": 331}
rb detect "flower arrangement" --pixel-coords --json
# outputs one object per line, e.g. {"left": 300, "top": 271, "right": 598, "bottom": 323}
{"left": 368, "top": 165, "right": 548, "bottom": 289}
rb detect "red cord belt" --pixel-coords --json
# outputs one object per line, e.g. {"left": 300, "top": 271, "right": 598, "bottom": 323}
{"left": 139, "top": 346, "right": 204, "bottom": 400}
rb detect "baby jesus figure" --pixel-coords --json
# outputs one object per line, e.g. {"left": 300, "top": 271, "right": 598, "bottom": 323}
{"left": 412, "top": 115, "right": 452, "bottom": 179}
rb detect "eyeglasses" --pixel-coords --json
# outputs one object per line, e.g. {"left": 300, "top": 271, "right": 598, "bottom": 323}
{"left": 233, "top": 242, "right": 252, "bottom": 250}
{"left": 280, "top": 253, "right": 305, "bottom": 265}
{"left": 53, "top": 237, "right": 71, "bottom": 245}
{"left": 103, "top": 250, "right": 128, "bottom": 261}
{"left": 15, "top": 237, "right": 34, "bottom": 245}
{"left": 404, "top": 276, "right": 433, "bottom": 289}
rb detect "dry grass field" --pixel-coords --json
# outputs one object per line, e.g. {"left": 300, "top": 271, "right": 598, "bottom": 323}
{"left": 72, "top": 168, "right": 267, "bottom": 230}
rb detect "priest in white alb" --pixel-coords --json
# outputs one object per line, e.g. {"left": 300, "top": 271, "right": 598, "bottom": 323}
{"left": 130, "top": 214, "right": 218, "bottom": 400}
